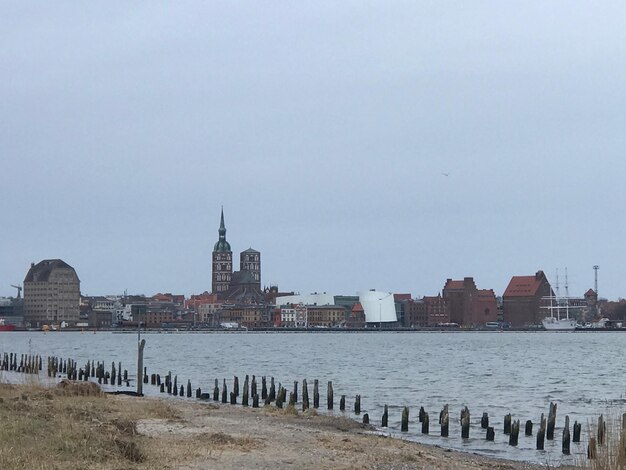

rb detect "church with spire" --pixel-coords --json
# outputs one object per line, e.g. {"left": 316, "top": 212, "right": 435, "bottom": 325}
{"left": 211, "top": 208, "right": 263, "bottom": 301}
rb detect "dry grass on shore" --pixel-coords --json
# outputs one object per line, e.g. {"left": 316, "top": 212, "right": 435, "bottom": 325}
{"left": 0, "top": 381, "right": 179, "bottom": 469}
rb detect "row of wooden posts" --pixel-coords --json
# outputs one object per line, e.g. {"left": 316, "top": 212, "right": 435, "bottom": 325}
{"left": 1, "top": 352, "right": 42, "bottom": 374}
{"left": 6, "top": 350, "right": 623, "bottom": 461}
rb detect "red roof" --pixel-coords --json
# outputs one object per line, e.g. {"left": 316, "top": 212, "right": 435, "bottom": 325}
{"left": 394, "top": 293, "right": 411, "bottom": 301}
{"left": 503, "top": 275, "right": 544, "bottom": 297}
{"left": 352, "top": 302, "right": 364, "bottom": 313}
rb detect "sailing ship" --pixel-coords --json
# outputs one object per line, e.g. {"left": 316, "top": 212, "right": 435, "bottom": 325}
{"left": 541, "top": 269, "right": 579, "bottom": 331}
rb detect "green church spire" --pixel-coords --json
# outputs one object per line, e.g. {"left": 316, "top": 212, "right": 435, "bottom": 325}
{"left": 214, "top": 207, "right": 231, "bottom": 252}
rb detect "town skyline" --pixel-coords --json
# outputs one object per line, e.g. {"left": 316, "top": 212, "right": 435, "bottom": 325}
{"left": 2, "top": 3, "right": 625, "bottom": 300}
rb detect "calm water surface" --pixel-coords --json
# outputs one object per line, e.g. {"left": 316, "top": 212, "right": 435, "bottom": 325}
{"left": 2, "top": 330, "right": 625, "bottom": 466}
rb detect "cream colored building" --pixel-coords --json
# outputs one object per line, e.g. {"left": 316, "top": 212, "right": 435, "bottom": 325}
{"left": 24, "top": 259, "right": 80, "bottom": 327}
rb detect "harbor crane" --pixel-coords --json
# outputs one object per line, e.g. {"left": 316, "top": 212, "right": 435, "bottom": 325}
{"left": 10, "top": 285, "right": 22, "bottom": 299}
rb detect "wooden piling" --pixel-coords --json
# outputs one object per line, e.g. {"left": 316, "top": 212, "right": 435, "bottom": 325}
{"left": 441, "top": 406, "right": 449, "bottom": 437}
{"left": 562, "top": 415, "right": 570, "bottom": 455}
{"left": 422, "top": 412, "right": 429, "bottom": 434}
{"left": 187, "top": 379, "right": 192, "bottom": 398}
{"left": 234, "top": 376, "right": 239, "bottom": 397}
{"left": 339, "top": 395, "right": 345, "bottom": 412}
{"left": 461, "top": 407, "right": 470, "bottom": 439}
{"left": 289, "top": 391, "right": 296, "bottom": 407}
{"left": 242, "top": 376, "right": 249, "bottom": 407}
{"left": 573, "top": 421, "right": 581, "bottom": 443}
{"left": 213, "top": 379, "right": 219, "bottom": 401}
{"left": 588, "top": 436, "right": 597, "bottom": 459}
{"left": 504, "top": 413, "right": 511, "bottom": 435}
{"left": 509, "top": 419, "right": 519, "bottom": 446}
{"left": 481, "top": 412, "right": 489, "bottom": 429}
{"left": 230, "top": 391, "right": 237, "bottom": 405}
{"left": 486, "top": 426, "right": 495, "bottom": 441}
{"left": 327, "top": 381, "right": 333, "bottom": 410}
{"left": 269, "top": 377, "right": 276, "bottom": 402}
{"left": 293, "top": 381, "right": 298, "bottom": 403}
{"left": 525, "top": 420, "right": 533, "bottom": 436}
{"left": 598, "top": 414, "right": 606, "bottom": 446}
{"left": 261, "top": 376, "right": 267, "bottom": 400}
{"left": 196, "top": 388, "right": 201, "bottom": 398}
{"left": 222, "top": 379, "right": 228, "bottom": 403}
{"left": 418, "top": 406, "right": 425, "bottom": 423}
{"left": 354, "top": 395, "right": 361, "bottom": 415}
{"left": 252, "top": 393, "right": 259, "bottom": 408}
{"left": 302, "top": 379, "right": 309, "bottom": 411}
{"left": 547, "top": 402, "right": 557, "bottom": 440}
{"left": 313, "top": 379, "right": 319, "bottom": 408}
{"left": 401, "top": 406, "right": 409, "bottom": 432}
{"left": 363, "top": 413, "right": 369, "bottom": 424}
{"left": 180, "top": 385, "right": 184, "bottom": 396}
{"left": 537, "top": 413, "right": 546, "bottom": 450}
{"left": 136, "top": 339, "right": 145, "bottom": 396}
{"left": 382, "top": 405, "right": 388, "bottom": 428}
{"left": 275, "top": 388, "right": 283, "bottom": 408}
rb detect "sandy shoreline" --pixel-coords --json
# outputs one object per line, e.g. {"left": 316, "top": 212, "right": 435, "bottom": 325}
{"left": 0, "top": 380, "right": 577, "bottom": 469}
{"left": 133, "top": 395, "right": 571, "bottom": 469}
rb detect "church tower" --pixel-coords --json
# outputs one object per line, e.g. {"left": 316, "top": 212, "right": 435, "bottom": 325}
{"left": 212, "top": 208, "right": 232, "bottom": 297}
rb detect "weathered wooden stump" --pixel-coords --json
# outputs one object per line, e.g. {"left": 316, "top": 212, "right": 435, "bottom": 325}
{"left": 481, "top": 412, "right": 489, "bottom": 429}
{"left": 339, "top": 395, "right": 346, "bottom": 412}
{"left": 525, "top": 420, "right": 533, "bottom": 436}
{"left": 313, "top": 379, "right": 319, "bottom": 408}
{"left": 196, "top": 387, "right": 201, "bottom": 398}
{"left": 504, "top": 413, "right": 512, "bottom": 435}
{"left": 363, "top": 413, "right": 369, "bottom": 424}
{"left": 261, "top": 376, "right": 267, "bottom": 400}
{"left": 252, "top": 393, "right": 259, "bottom": 408}
{"left": 354, "top": 395, "right": 361, "bottom": 415}
{"left": 382, "top": 405, "right": 388, "bottom": 428}
{"left": 401, "top": 406, "right": 409, "bottom": 432}
{"left": 222, "top": 379, "right": 228, "bottom": 403}
{"left": 598, "top": 414, "right": 606, "bottom": 446}
{"left": 486, "top": 426, "right": 495, "bottom": 441}
{"left": 293, "top": 381, "right": 298, "bottom": 403}
{"left": 573, "top": 420, "right": 581, "bottom": 443}
{"left": 173, "top": 376, "right": 178, "bottom": 395}
{"left": 418, "top": 406, "right": 425, "bottom": 423}
{"left": 537, "top": 413, "right": 546, "bottom": 450}
{"left": 422, "top": 412, "right": 429, "bottom": 434}
{"left": 588, "top": 436, "right": 597, "bottom": 459}
{"left": 562, "top": 415, "right": 570, "bottom": 455}
{"left": 327, "top": 381, "right": 334, "bottom": 410}
{"left": 242, "top": 376, "right": 249, "bottom": 407}
{"left": 234, "top": 376, "right": 239, "bottom": 397}
{"left": 213, "top": 379, "right": 219, "bottom": 401}
{"left": 441, "top": 406, "right": 449, "bottom": 437}
{"left": 187, "top": 380, "right": 192, "bottom": 398}
{"left": 269, "top": 377, "right": 276, "bottom": 402}
{"left": 547, "top": 402, "right": 557, "bottom": 440}
{"left": 179, "top": 385, "right": 184, "bottom": 396}
{"left": 251, "top": 375, "right": 257, "bottom": 398}
{"left": 302, "top": 379, "right": 309, "bottom": 411}
{"left": 276, "top": 388, "right": 284, "bottom": 408}
{"left": 509, "top": 419, "right": 519, "bottom": 446}
{"left": 230, "top": 391, "right": 237, "bottom": 405}
{"left": 461, "top": 407, "right": 470, "bottom": 439}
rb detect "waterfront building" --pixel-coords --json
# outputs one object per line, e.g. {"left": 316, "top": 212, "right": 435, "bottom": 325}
{"left": 403, "top": 295, "right": 449, "bottom": 327}
{"left": 442, "top": 277, "right": 497, "bottom": 327}
{"left": 0, "top": 297, "right": 24, "bottom": 327}
{"left": 345, "top": 302, "right": 366, "bottom": 328}
{"left": 502, "top": 271, "right": 553, "bottom": 327}
{"left": 306, "top": 305, "right": 346, "bottom": 327}
{"left": 23, "top": 259, "right": 80, "bottom": 327}
{"left": 212, "top": 209, "right": 233, "bottom": 298}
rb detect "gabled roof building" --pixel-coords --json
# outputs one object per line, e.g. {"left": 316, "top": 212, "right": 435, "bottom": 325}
{"left": 502, "top": 270, "right": 553, "bottom": 326}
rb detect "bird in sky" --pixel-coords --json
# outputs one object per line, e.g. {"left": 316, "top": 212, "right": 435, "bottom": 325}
{"left": 441, "top": 172, "right": 449, "bottom": 177}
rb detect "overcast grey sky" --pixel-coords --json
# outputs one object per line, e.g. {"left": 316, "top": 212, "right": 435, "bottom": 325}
{"left": 2, "top": 2, "right": 625, "bottom": 299}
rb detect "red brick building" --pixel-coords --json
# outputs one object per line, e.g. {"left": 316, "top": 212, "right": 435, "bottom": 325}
{"left": 403, "top": 295, "right": 450, "bottom": 327}
{"left": 502, "top": 271, "right": 552, "bottom": 327}
{"left": 442, "top": 277, "right": 497, "bottom": 327}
